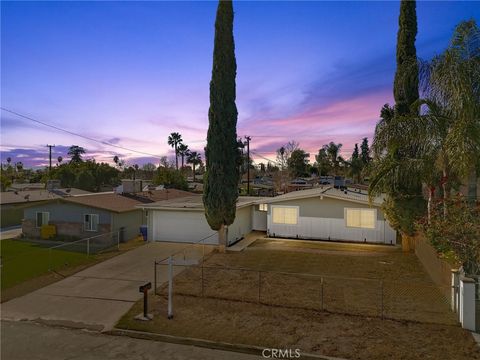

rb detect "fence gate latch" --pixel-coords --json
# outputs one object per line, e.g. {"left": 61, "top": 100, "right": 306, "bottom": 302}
{"left": 135, "top": 282, "right": 153, "bottom": 321}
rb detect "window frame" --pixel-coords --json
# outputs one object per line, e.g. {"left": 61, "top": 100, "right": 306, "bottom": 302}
{"left": 344, "top": 208, "right": 376, "bottom": 229}
{"left": 36, "top": 211, "right": 50, "bottom": 228}
{"left": 259, "top": 204, "right": 268, "bottom": 212}
{"left": 84, "top": 213, "right": 100, "bottom": 232}
{"left": 271, "top": 206, "right": 299, "bottom": 225}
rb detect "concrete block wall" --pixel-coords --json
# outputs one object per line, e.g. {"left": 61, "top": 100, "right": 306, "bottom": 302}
{"left": 22, "top": 219, "right": 111, "bottom": 239}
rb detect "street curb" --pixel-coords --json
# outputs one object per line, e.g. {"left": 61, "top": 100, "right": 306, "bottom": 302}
{"left": 108, "top": 328, "right": 347, "bottom": 360}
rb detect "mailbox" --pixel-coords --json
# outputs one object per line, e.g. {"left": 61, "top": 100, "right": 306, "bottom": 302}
{"left": 139, "top": 282, "right": 152, "bottom": 293}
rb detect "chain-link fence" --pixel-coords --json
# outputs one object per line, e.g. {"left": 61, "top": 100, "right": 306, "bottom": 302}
{"left": 157, "top": 263, "right": 457, "bottom": 326}
{"left": 1, "top": 229, "right": 130, "bottom": 289}
{"left": 153, "top": 233, "right": 217, "bottom": 294}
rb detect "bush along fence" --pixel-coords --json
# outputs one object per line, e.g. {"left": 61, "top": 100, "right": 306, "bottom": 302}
{"left": 154, "top": 262, "right": 457, "bottom": 326}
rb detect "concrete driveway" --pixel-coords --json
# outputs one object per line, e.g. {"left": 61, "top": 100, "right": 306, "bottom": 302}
{"left": 0, "top": 226, "right": 22, "bottom": 240}
{"left": 1, "top": 242, "right": 212, "bottom": 331}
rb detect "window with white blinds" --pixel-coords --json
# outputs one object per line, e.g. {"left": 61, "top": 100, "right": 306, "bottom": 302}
{"left": 272, "top": 207, "right": 298, "bottom": 225}
{"left": 345, "top": 208, "right": 376, "bottom": 229}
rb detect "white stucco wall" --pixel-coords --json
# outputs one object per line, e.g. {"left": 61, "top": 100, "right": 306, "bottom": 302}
{"left": 267, "top": 205, "right": 396, "bottom": 244}
{"left": 148, "top": 205, "right": 254, "bottom": 246}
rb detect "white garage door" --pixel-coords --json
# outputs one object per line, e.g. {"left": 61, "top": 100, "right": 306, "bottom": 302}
{"left": 151, "top": 210, "right": 218, "bottom": 244}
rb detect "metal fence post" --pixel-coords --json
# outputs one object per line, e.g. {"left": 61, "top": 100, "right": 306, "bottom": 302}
{"left": 258, "top": 271, "right": 262, "bottom": 303}
{"left": 154, "top": 261, "right": 158, "bottom": 295}
{"left": 381, "top": 280, "right": 384, "bottom": 320}
{"left": 117, "top": 230, "right": 120, "bottom": 251}
{"left": 87, "top": 238, "right": 90, "bottom": 257}
{"left": 167, "top": 256, "right": 173, "bottom": 319}
{"left": 321, "top": 277, "right": 324, "bottom": 311}
{"left": 48, "top": 248, "right": 52, "bottom": 271}
{"left": 201, "top": 264, "right": 205, "bottom": 297}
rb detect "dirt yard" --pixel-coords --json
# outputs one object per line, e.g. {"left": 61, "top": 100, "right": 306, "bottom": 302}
{"left": 118, "top": 295, "right": 479, "bottom": 360}
{"left": 117, "top": 239, "right": 478, "bottom": 359}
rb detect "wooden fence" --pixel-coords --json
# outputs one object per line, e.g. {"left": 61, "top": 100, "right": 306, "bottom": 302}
{"left": 414, "top": 234, "right": 458, "bottom": 298}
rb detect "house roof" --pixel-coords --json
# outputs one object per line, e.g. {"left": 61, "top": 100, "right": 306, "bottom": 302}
{"left": 137, "top": 194, "right": 262, "bottom": 211}
{"left": 0, "top": 188, "right": 91, "bottom": 205}
{"left": 64, "top": 189, "right": 192, "bottom": 213}
{"left": 256, "top": 186, "right": 385, "bottom": 207}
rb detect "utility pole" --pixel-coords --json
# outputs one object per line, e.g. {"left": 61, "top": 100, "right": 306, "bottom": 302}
{"left": 245, "top": 136, "right": 251, "bottom": 195}
{"left": 47, "top": 144, "right": 55, "bottom": 173}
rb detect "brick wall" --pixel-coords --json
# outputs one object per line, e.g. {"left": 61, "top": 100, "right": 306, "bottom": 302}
{"left": 22, "top": 219, "right": 111, "bottom": 239}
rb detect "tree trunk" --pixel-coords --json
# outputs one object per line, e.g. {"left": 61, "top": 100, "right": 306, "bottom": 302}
{"left": 175, "top": 144, "right": 179, "bottom": 170}
{"left": 401, "top": 233, "right": 416, "bottom": 252}
{"left": 401, "top": 233, "right": 411, "bottom": 252}
{"left": 218, "top": 223, "right": 226, "bottom": 253}
{"left": 442, "top": 167, "right": 449, "bottom": 218}
{"left": 427, "top": 186, "right": 435, "bottom": 224}
{"left": 467, "top": 168, "right": 477, "bottom": 207}
{"left": 193, "top": 164, "right": 196, "bottom": 182}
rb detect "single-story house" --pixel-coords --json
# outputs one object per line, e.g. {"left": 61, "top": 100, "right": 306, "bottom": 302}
{"left": 259, "top": 186, "right": 396, "bottom": 244}
{"left": 22, "top": 189, "right": 192, "bottom": 240}
{"left": 1, "top": 188, "right": 91, "bottom": 228}
{"left": 138, "top": 195, "right": 259, "bottom": 245}
{"left": 138, "top": 186, "right": 396, "bottom": 246}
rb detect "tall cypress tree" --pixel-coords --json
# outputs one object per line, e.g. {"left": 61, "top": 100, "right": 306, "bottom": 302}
{"left": 393, "top": 0, "right": 419, "bottom": 115}
{"left": 203, "top": 0, "right": 239, "bottom": 251}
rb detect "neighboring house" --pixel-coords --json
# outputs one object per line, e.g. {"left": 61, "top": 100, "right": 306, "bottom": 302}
{"left": 0, "top": 188, "right": 90, "bottom": 228}
{"left": 258, "top": 187, "right": 396, "bottom": 244}
{"left": 22, "top": 189, "right": 192, "bottom": 240}
{"left": 139, "top": 195, "right": 260, "bottom": 245}
{"left": 7, "top": 183, "right": 45, "bottom": 191}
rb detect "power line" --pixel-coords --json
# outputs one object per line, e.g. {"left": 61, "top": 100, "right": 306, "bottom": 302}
{"left": 1, "top": 107, "right": 168, "bottom": 160}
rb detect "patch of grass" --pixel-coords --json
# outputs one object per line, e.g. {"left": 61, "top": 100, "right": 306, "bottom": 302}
{"left": 1, "top": 239, "right": 93, "bottom": 289}
{"left": 1, "top": 237, "right": 146, "bottom": 302}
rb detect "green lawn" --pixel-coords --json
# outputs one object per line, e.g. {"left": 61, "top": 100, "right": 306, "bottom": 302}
{"left": 1, "top": 239, "right": 93, "bottom": 289}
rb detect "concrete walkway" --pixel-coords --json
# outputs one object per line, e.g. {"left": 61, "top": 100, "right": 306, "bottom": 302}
{"left": 1, "top": 242, "right": 212, "bottom": 331}
{"left": 0, "top": 226, "right": 22, "bottom": 240}
{"left": 1, "top": 320, "right": 260, "bottom": 360}
{"left": 227, "top": 231, "right": 266, "bottom": 252}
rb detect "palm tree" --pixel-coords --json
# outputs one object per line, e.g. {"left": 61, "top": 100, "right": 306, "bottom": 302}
{"left": 323, "top": 142, "right": 343, "bottom": 174}
{"left": 68, "top": 145, "right": 86, "bottom": 163}
{"left": 419, "top": 20, "right": 480, "bottom": 207}
{"left": 177, "top": 143, "right": 189, "bottom": 170}
{"left": 370, "top": 20, "right": 480, "bottom": 221}
{"left": 167, "top": 132, "right": 182, "bottom": 170}
{"left": 315, "top": 148, "right": 330, "bottom": 177}
{"left": 187, "top": 151, "right": 202, "bottom": 182}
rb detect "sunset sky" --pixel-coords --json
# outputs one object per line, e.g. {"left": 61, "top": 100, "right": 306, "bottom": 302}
{"left": 1, "top": 1, "right": 478, "bottom": 168}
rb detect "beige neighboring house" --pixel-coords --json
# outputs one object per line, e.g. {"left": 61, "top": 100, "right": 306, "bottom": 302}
{"left": 0, "top": 188, "right": 91, "bottom": 229}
